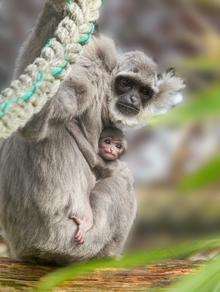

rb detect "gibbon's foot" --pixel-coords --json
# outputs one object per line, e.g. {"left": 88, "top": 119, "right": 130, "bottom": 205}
{"left": 70, "top": 215, "right": 93, "bottom": 245}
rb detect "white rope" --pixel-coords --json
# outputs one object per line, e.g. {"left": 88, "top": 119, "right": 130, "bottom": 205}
{"left": 0, "top": 0, "right": 102, "bottom": 139}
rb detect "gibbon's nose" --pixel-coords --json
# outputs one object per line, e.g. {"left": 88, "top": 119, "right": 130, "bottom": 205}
{"left": 110, "top": 146, "right": 114, "bottom": 152}
{"left": 117, "top": 94, "right": 141, "bottom": 116}
{"left": 128, "top": 96, "right": 139, "bottom": 108}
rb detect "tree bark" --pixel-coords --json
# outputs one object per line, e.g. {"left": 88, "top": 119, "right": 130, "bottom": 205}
{"left": 0, "top": 257, "right": 199, "bottom": 291}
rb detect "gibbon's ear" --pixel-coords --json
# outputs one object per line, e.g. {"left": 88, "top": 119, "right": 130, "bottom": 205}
{"left": 166, "top": 67, "right": 176, "bottom": 77}
{"left": 148, "top": 71, "right": 185, "bottom": 115}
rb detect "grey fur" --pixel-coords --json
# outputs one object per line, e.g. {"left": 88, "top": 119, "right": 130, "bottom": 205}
{"left": 0, "top": 0, "right": 184, "bottom": 265}
{"left": 66, "top": 122, "right": 124, "bottom": 179}
{"left": 65, "top": 120, "right": 111, "bottom": 178}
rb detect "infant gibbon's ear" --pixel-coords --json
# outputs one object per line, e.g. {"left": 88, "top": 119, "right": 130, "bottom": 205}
{"left": 149, "top": 70, "right": 185, "bottom": 115}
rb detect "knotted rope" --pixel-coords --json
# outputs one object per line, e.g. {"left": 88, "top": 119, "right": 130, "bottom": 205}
{"left": 0, "top": 0, "right": 102, "bottom": 138}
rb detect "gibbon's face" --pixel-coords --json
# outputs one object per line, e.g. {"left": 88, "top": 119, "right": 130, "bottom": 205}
{"left": 98, "top": 128, "right": 127, "bottom": 161}
{"left": 108, "top": 51, "right": 185, "bottom": 127}
{"left": 98, "top": 136, "right": 124, "bottom": 161}
{"left": 114, "top": 75, "right": 155, "bottom": 117}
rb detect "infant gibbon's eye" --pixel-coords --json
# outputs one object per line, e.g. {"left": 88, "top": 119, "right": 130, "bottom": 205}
{"left": 104, "top": 138, "right": 111, "bottom": 144}
{"left": 116, "top": 144, "right": 122, "bottom": 149}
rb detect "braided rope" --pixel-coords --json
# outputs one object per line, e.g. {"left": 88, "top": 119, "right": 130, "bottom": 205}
{"left": 0, "top": 0, "right": 102, "bottom": 138}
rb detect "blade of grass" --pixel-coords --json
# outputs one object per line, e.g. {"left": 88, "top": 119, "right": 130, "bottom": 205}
{"left": 37, "top": 236, "right": 220, "bottom": 291}
{"left": 179, "top": 155, "right": 220, "bottom": 191}
{"left": 167, "top": 255, "right": 220, "bottom": 292}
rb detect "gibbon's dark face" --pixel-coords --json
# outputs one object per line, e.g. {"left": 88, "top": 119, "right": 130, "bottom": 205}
{"left": 114, "top": 74, "right": 155, "bottom": 117}
{"left": 108, "top": 51, "right": 185, "bottom": 127}
{"left": 109, "top": 51, "right": 159, "bottom": 127}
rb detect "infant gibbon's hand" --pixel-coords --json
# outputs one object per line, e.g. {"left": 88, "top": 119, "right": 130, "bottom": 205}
{"left": 94, "top": 164, "right": 113, "bottom": 180}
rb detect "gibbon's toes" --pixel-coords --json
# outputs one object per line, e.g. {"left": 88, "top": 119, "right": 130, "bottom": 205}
{"left": 75, "top": 230, "right": 82, "bottom": 239}
{"left": 75, "top": 232, "right": 85, "bottom": 245}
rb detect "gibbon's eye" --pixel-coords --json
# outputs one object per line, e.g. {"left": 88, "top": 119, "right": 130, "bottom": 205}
{"left": 116, "top": 144, "right": 122, "bottom": 149}
{"left": 104, "top": 139, "right": 111, "bottom": 145}
{"left": 118, "top": 77, "right": 134, "bottom": 91}
{"left": 141, "top": 86, "right": 154, "bottom": 101}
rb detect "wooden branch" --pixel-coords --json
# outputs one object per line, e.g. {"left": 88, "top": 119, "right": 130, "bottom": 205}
{"left": 0, "top": 257, "right": 199, "bottom": 291}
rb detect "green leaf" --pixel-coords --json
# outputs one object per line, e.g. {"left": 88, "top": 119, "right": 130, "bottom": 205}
{"left": 179, "top": 155, "right": 220, "bottom": 191}
{"left": 37, "top": 236, "right": 220, "bottom": 291}
{"left": 167, "top": 255, "right": 220, "bottom": 292}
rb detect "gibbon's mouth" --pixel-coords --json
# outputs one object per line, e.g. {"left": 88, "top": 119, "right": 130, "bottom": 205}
{"left": 103, "top": 151, "right": 117, "bottom": 160}
{"left": 116, "top": 102, "right": 140, "bottom": 117}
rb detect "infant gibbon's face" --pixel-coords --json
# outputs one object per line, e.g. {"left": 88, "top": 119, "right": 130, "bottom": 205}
{"left": 98, "top": 136, "right": 125, "bottom": 161}
{"left": 98, "top": 128, "right": 127, "bottom": 161}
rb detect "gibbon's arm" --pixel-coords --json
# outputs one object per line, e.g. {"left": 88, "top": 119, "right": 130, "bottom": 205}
{"left": 20, "top": 64, "right": 95, "bottom": 141}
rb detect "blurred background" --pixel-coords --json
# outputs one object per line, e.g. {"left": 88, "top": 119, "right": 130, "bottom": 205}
{"left": 0, "top": 0, "right": 220, "bottom": 256}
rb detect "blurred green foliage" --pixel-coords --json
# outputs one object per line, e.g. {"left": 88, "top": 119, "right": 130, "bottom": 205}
{"left": 151, "top": 71, "right": 220, "bottom": 190}
{"left": 180, "top": 155, "right": 220, "bottom": 191}
{"left": 37, "top": 237, "right": 220, "bottom": 291}
{"left": 168, "top": 255, "right": 220, "bottom": 292}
